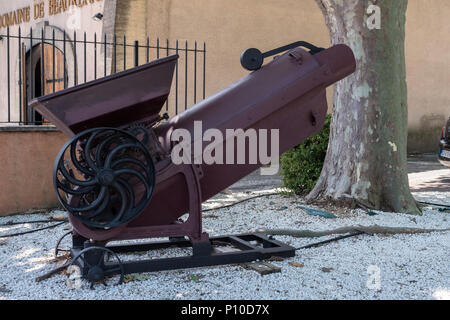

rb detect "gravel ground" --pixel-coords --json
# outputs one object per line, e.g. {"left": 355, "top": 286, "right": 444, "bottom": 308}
{"left": 0, "top": 185, "right": 448, "bottom": 300}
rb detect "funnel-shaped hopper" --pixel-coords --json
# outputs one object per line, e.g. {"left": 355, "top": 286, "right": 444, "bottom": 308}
{"left": 29, "top": 55, "right": 178, "bottom": 136}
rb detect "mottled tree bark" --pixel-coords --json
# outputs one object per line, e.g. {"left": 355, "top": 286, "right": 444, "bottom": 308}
{"left": 309, "top": 0, "right": 421, "bottom": 214}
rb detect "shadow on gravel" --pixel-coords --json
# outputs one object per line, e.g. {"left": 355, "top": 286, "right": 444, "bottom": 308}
{"left": 407, "top": 154, "right": 448, "bottom": 173}
{"left": 408, "top": 154, "right": 450, "bottom": 192}
{"left": 410, "top": 175, "right": 450, "bottom": 192}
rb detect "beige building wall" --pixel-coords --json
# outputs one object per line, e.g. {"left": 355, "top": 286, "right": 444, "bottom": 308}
{"left": 405, "top": 0, "right": 450, "bottom": 152}
{"left": 114, "top": 0, "right": 148, "bottom": 71}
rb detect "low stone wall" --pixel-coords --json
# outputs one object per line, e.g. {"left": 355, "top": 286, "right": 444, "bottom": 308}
{"left": 407, "top": 114, "right": 447, "bottom": 154}
{"left": 408, "top": 127, "right": 443, "bottom": 154}
{"left": 0, "top": 126, "right": 67, "bottom": 216}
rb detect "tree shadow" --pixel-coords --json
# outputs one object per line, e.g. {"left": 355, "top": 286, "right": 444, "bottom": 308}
{"left": 407, "top": 154, "right": 447, "bottom": 174}
{"left": 410, "top": 175, "right": 450, "bottom": 192}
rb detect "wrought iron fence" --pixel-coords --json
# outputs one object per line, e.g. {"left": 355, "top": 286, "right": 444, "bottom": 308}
{"left": 0, "top": 27, "right": 206, "bottom": 125}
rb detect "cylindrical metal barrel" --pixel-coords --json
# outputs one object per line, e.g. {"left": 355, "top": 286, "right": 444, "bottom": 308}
{"left": 130, "top": 45, "right": 356, "bottom": 228}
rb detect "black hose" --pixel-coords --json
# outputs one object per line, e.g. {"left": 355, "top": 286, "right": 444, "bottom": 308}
{"left": 0, "top": 221, "right": 66, "bottom": 238}
{"left": 0, "top": 219, "right": 67, "bottom": 227}
{"left": 419, "top": 201, "right": 450, "bottom": 209}
{"left": 295, "top": 231, "right": 365, "bottom": 250}
{"left": 202, "top": 192, "right": 280, "bottom": 212}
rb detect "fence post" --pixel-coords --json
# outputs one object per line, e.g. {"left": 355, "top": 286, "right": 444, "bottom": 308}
{"left": 18, "top": 27, "right": 22, "bottom": 123}
{"left": 185, "top": 40, "right": 188, "bottom": 111}
{"left": 157, "top": 38, "right": 160, "bottom": 59}
{"left": 146, "top": 37, "right": 150, "bottom": 63}
{"left": 29, "top": 27, "right": 33, "bottom": 124}
{"left": 134, "top": 40, "right": 139, "bottom": 67}
{"left": 123, "top": 34, "right": 126, "bottom": 71}
{"left": 166, "top": 39, "right": 169, "bottom": 112}
{"left": 7, "top": 27, "right": 10, "bottom": 122}
{"left": 73, "top": 31, "right": 77, "bottom": 86}
{"left": 203, "top": 42, "right": 206, "bottom": 100}
{"left": 94, "top": 32, "right": 97, "bottom": 80}
{"left": 41, "top": 28, "right": 45, "bottom": 96}
{"left": 113, "top": 34, "right": 117, "bottom": 74}
{"left": 63, "top": 30, "right": 67, "bottom": 89}
{"left": 194, "top": 41, "right": 197, "bottom": 104}
{"left": 52, "top": 29, "right": 56, "bottom": 93}
{"left": 104, "top": 34, "right": 107, "bottom": 77}
{"left": 175, "top": 40, "right": 179, "bottom": 115}
{"left": 84, "top": 32, "right": 87, "bottom": 83}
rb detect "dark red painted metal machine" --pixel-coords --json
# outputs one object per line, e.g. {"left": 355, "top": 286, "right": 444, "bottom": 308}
{"left": 31, "top": 42, "right": 355, "bottom": 287}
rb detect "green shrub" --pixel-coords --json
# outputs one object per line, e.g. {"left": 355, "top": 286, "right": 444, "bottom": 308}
{"left": 280, "top": 114, "right": 331, "bottom": 194}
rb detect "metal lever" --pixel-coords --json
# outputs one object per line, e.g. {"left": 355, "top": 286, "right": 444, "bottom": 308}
{"left": 240, "top": 41, "right": 325, "bottom": 71}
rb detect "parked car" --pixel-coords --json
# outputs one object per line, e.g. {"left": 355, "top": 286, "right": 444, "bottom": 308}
{"left": 438, "top": 116, "right": 450, "bottom": 167}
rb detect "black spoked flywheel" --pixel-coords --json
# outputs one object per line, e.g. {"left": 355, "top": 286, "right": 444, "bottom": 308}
{"left": 54, "top": 127, "right": 155, "bottom": 229}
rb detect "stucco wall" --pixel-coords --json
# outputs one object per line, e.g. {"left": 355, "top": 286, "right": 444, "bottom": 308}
{"left": 0, "top": 128, "right": 67, "bottom": 216}
{"left": 405, "top": 0, "right": 450, "bottom": 152}
{"left": 114, "top": 0, "right": 148, "bottom": 71}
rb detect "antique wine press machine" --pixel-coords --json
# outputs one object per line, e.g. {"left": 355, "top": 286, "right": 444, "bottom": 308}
{"left": 31, "top": 41, "right": 355, "bottom": 287}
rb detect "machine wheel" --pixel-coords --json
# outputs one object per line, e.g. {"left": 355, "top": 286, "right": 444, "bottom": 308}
{"left": 69, "top": 246, "right": 125, "bottom": 289}
{"left": 54, "top": 127, "right": 155, "bottom": 229}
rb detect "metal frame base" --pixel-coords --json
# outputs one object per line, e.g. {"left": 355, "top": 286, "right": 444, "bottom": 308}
{"left": 71, "top": 233, "right": 295, "bottom": 278}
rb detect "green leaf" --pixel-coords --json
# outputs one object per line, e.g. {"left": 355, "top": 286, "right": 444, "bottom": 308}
{"left": 124, "top": 274, "right": 149, "bottom": 282}
{"left": 280, "top": 114, "right": 331, "bottom": 194}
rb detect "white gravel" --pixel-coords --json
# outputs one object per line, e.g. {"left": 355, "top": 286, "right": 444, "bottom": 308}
{"left": 0, "top": 188, "right": 449, "bottom": 300}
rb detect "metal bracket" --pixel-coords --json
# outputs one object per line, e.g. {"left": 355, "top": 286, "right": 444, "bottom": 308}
{"left": 240, "top": 40, "right": 325, "bottom": 71}
{"left": 69, "top": 233, "right": 296, "bottom": 278}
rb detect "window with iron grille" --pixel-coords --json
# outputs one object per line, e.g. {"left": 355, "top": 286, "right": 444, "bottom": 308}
{"left": 0, "top": 27, "right": 206, "bottom": 126}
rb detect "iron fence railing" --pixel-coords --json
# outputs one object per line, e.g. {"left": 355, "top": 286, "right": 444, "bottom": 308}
{"left": 0, "top": 27, "right": 206, "bottom": 125}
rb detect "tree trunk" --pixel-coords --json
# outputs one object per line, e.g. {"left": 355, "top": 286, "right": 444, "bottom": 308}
{"left": 309, "top": 0, "right": 421, "bottom": 214}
